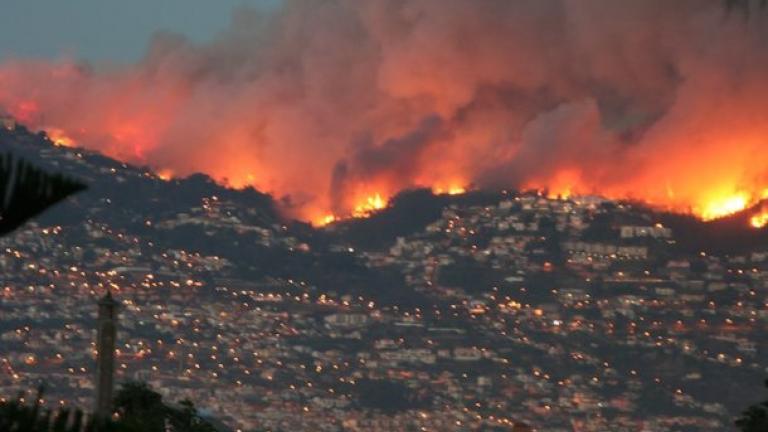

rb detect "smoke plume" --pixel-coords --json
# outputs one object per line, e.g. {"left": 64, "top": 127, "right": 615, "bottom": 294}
{"left": 1, "top": 0, "right": 767, "bottom": 223}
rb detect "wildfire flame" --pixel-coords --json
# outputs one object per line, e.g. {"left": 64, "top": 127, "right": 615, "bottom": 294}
{"left": 698, "top": 193, "right": 749, "bottom": 221}
{"left": 750, "top": 198, "right": 768, "bottom": 229}
{"left": 156, "top": 169, "right": 174, "bottom": 181}
{"left": 352, "top": 193, "right": 387, "bottom": 218}
{"left": 751, "top": 212, "right": 768, "bottom": 229}
{"left": 45, "top": 128, "right": 75, "bottom": 148}
{"left": 25, "top": 121, "right": 768, "bottom": 229}
{"left": 1, "top": 2, "right": 767, "bottom": 229}
{"left": 320, "top": 214, "right": 338, "bottom": 226}
{"left": 433, "top": 184, "right": 467, "bottom": 196}
{"left": 315, "top": 193, "right": 390, "bottom": 226}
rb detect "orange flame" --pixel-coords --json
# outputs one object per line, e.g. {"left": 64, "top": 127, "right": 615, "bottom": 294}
{"left": 313, "top": 193, "right": 391, "bottom": 226}
{"left": 2, "top": 2, "right": 768, "bottom": 229}
{"left": 698, "top": 193, "right": 749, "bottom": 221}
{"left": 320, "top": 214, "right": 338, "bottom": 226}
{"left": 352, "top": 193, "right": 387, "bottom": 218}
{"left": 156, "top": 169, "right": 174, "bottom": 181}
{"left": 750, "top": 197, "right": 768, "bottom": 228}
{"left": 45, "top": 128, "right": 75, "bottom": 148}
{"left": 750, "top": 212, "right": 768, "bottom": 229}
{"left": 432, "top": 182, "right": 467, "bottom": 196}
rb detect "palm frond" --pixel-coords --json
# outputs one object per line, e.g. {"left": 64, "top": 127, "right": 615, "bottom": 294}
{"left": 0, "top": 153, "right": 86, "bottom": 236}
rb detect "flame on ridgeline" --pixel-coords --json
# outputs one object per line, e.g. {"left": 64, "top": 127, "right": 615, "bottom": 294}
{"left": 751, "top": 212, "right": 768, "bottom": 229}
{"left": 156, "top": 169, "right": 174, "bottom": 181}
{"left": 2, "top": 1, "right": 768, "bottom": 227}
{"left": 45, "top": 128, "right": 76, "bottom": 148}
{"left": 749, "top": 199, "right": 768, "bottom": 228}
{"left": 352, "top": 193, "right": 387, "bottom": 218}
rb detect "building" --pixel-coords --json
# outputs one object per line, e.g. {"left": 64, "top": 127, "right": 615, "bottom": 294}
{"left": 95, "top": 290, "right": 119, "bottom": 419}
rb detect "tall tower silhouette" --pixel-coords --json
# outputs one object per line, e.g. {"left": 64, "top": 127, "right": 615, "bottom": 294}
{"left": 94, "top": 290, "right": 118, "bottom": 419}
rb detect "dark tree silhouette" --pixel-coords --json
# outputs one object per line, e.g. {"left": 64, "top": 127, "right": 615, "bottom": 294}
{"left": 0, "top": 387, "right": 115, "bottom": 432}
{"left": 0, "top": 383, "right": 218, "bottom": 432}
{"left": 113, "top": 382, "right": 216, "bottom": 432}
{"left": 0, "top": 153, "right": 85, "bottom": 236}
{"left": 736, "top": 379, "right": 768, "bottom": 431}
{"left": 166, "top": 400, "right": 218, "bottom": 432}
{"left": 0, "top": 152, "right": 92, "bottom": 431}
{"left": 112, "top": 382, "right": 166, "bottom": 432}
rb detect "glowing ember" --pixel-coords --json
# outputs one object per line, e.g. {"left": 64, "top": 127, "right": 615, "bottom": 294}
{"left": 433, "top": 185, "right": 467, "bottom": 196}
{"left": 546, "top": 189, "right": 572, "bottom": 200}
{"left": 156, "top": 169, "right": 174, "bottom": 181}
{"left": 320, "top": 214, "right": 337, "bottom": 226}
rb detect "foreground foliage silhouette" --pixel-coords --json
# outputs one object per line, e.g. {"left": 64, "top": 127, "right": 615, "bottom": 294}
{"left": 113, "top": 382, "right": 217, "bottom": 432}
{"left": 0, "top": 154, "right": 219, "bottom": 431}
{"left": 0, "top": 152, "right": 85, "bottom": 236}
{"left": 736, "top": 379, "right": 768, "bottom": 432}
{"left": 0, "top": 382, "right": 217, "bottom": 432}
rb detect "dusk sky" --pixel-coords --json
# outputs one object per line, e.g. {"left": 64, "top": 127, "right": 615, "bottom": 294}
{"left": 0, "top": 0, "right": 277, "bottom": 62}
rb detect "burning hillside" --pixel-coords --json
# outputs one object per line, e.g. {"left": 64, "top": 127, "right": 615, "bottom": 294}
{"left": 1, "top": 0, "right": 767, "bottom": 226}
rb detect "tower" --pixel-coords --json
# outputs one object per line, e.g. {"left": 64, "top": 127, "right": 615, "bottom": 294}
{"left": 94, "top": 290, "right": 118, "bottom": 419}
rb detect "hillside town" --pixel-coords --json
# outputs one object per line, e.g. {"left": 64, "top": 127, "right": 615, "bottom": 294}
{"left": 1, "top": 124, "right": 767, "bottom": 431}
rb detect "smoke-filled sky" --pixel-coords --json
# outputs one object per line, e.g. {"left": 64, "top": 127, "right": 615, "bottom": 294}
{"left": 0, "top": 0, "right": 278, "bottom": 61}
{"left": 1, "top": 0, "right": 767, "bottom": 224}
